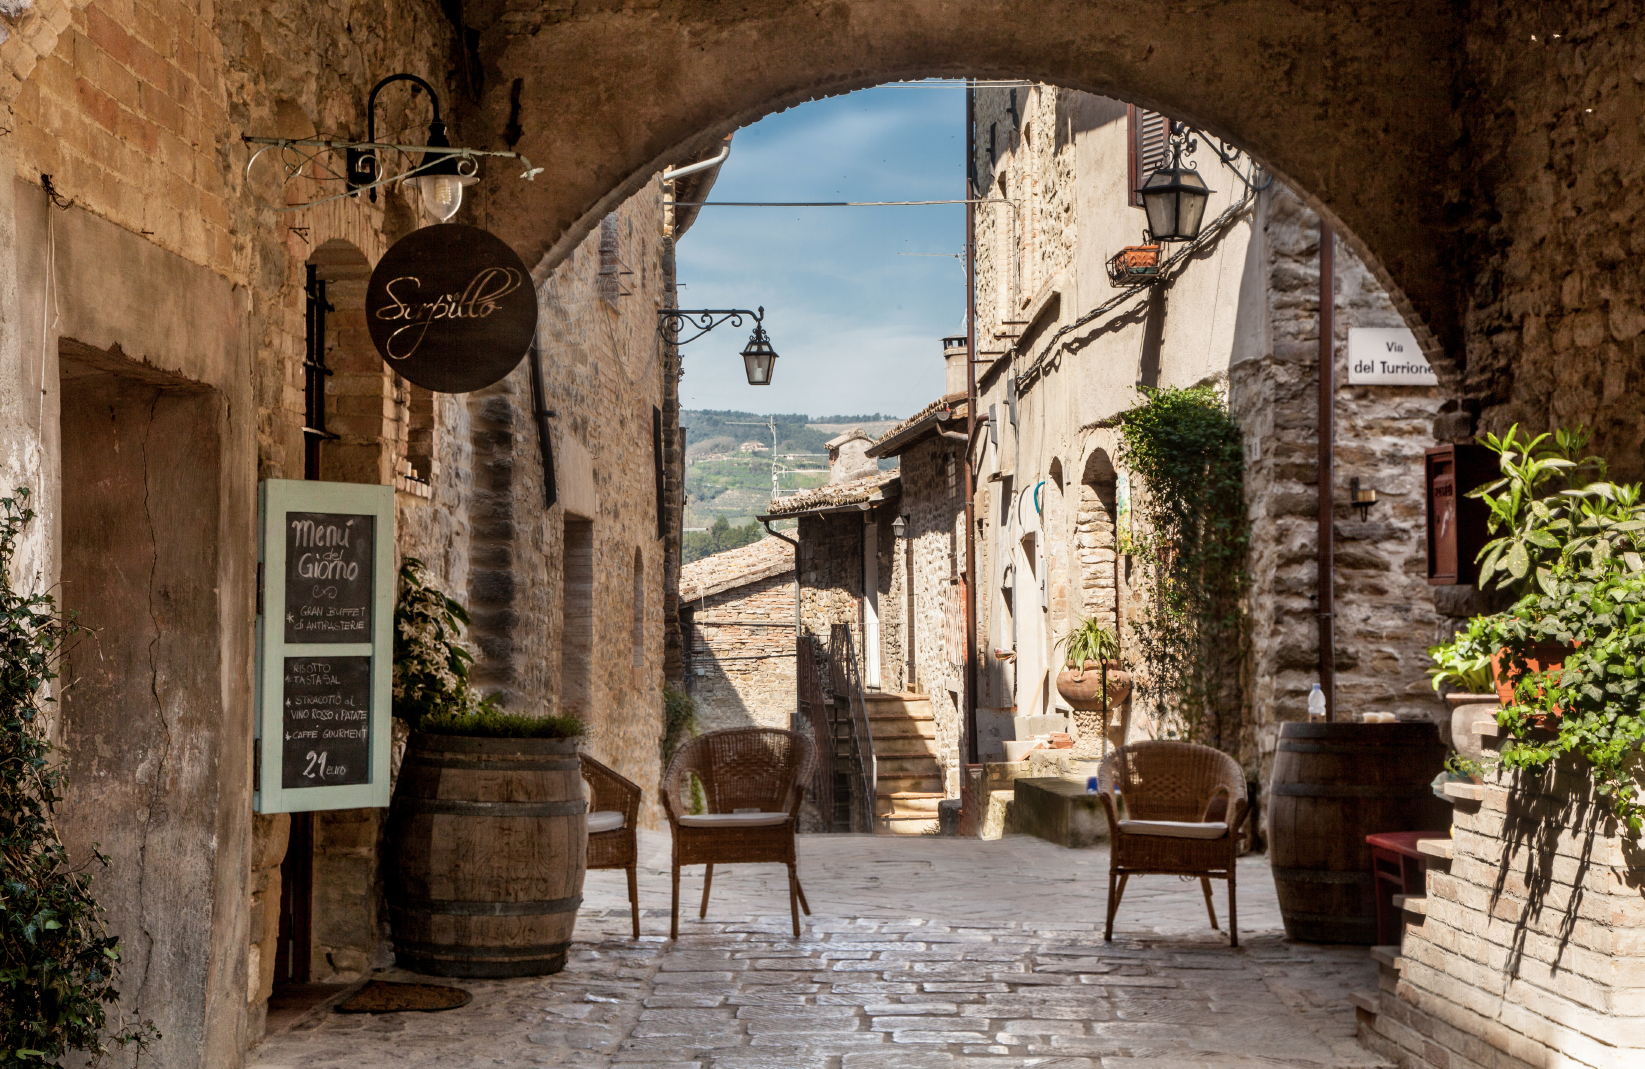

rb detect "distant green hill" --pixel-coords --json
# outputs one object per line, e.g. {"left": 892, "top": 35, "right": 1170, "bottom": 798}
{"left": 681, "top": 409, "right": 899, "bottom": 532}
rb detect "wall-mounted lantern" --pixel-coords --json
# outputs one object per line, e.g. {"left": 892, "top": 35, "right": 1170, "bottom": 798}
{"left": 1137, "top": 123, "right": 1214, "bottom": 243}
{"left": 243, "top": 72, "right": 540, "bottom": 215}
{"left": 659, "top": 307, "right": 780, "bottom": 387}
{"left": 1349, "top": 477, "right": 1379, "bottom": 521}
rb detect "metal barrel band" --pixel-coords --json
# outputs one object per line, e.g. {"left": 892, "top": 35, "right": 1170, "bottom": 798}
{"left": 404, "top": 798, "right": 588, "bottom": 817}
{"left": 405, "top": 755, "right": 581, "bottom": 772}
{"left": 394, "top": 937, "right": 571, "bottom": 958}
{"left": 1270, "top": 866, "right": 1373, "bottom": 885}
{"left": 390, "top": 894, "right": 584, "bottom": 917}
{"left": 1269, "top": 783, "right": 1427, "bottom": 798}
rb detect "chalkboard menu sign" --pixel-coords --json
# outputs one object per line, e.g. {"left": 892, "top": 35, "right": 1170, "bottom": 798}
{"left": 284, "top": 512, "right": 375, "bottom": 643}
{"left": 282, "top": 657, "right": 372, "bottom": 789}
{"left": 256, "top": 481, "right": 394, "bottom": 814}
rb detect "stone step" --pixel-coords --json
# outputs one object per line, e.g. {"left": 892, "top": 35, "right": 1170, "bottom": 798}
{"left": 876, "top": 772, "right": 944, "bottom": 794}
{"left": 870, "top": 718, "right": 938, "bottom": 740}
{"left": 878, "top": 813, "right": 940, "bottom": 836}
{"left": 870, "top": 734, "right": 940, "bottom": 757}
{"left": 1416, "top": 838, "right": 1454, "bottom": 863}
{"left": 876, "top": 754, "right": 942, "bottom": 775}
{"left": 1348, "top": 990, "right": 1379, "bottom": 1015}
{"left": 1370, "top": 945, "right": 1402, "bottom": 972}
{"left": 866, "top": 706, "right": 935, "bottom": 722}
{"left": 877, "top": 791, "right": 944, "bottom": 815}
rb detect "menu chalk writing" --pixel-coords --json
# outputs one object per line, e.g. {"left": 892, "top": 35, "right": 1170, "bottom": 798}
{"left": 282, "top": 656, "right": 371, "bottom": 789}
{"left": 284, "top": 512, "right": 375, "bottom": 644}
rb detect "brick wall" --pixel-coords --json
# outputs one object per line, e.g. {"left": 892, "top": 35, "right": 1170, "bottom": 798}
{"left": 685, "top": 571, "right": 797, "bottom": 733}
{"left": 1360, "top": 716, "right": 1645, "bottom": 1068}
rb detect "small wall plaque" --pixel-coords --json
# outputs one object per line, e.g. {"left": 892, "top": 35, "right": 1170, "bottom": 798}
{"left": 1347, "top": 327, "right": 1439, "bottom": 386}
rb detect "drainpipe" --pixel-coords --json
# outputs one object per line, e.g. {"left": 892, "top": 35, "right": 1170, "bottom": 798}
{"left": 1316, "top": 221, "right": 1336, "bottom": 721}
{"left": 528, "top": 340, "right": 557, "bottom": 508}
{"left": 662, "top": 135, "right": 733, "bottom": 182}
{"left": 963, "top": 81, "right": 981, "bottom": 765}
{"left": 759, "top": 516, "right": 805, "bottom": 730}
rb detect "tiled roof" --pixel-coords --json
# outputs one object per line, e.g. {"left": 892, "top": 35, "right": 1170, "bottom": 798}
{"left": 867, "top": 393, "right": 968, "bottom": 458}
{"left": 763, "top": 471, "right": 900, "bottom": 517}
{"left": 678, "top": 536, "right": 795, "bottom": 603}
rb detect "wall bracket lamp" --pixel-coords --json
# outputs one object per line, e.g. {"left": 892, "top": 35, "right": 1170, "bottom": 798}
{"left": 658, "top": 307, "right": 779, "bottom": 386}
{"left": 1350, "top": 477, "right": 1380, "bottom": 521}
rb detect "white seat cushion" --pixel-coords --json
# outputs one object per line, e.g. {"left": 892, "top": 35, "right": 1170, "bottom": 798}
{"left": 1118, "top": 819, "right": 1229, "bottom": 840}
{"left": 587, "top": 810, "right": 625, "bottom": 834}
{"left": 677, "top": 811, "right": 790, "bottom": 828}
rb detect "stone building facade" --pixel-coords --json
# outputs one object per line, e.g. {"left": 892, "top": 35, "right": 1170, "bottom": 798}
{"left": 867, "top": 392, "right": 970, "bottom": 797}
{"left": 968, "top": 83, "right": 1449, "bottom": 777}
{"left": 679, "top": 535, "right": 797, "bottom": 733}
{"left": 0, "top": 5, "right": 705, "bottom": 1063}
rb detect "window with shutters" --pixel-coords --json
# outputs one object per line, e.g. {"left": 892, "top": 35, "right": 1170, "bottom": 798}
{"left": 1127, "top": 105, "right": 1171, "bottom": 207}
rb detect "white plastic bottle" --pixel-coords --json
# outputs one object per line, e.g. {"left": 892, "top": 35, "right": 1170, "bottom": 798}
{"left": 1307, "top": 683, "right": 1327, "bottom": 723}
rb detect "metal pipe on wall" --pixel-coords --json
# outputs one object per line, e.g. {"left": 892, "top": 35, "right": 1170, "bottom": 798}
{"left": 1316, "top": 221, "right": 1336, "bottom": 721}
{"left": 962, "top": 80, "right": 981, "bottom": 765}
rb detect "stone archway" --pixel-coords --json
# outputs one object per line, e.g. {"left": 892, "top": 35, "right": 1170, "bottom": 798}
{"left": 469, "top": 1, "right": 1462, "bottom": 371}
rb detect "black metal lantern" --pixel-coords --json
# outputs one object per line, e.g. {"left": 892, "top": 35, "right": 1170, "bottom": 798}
{"left": 740, "top": 325, "right": 778, "bottom": 386}
{"left": 1137, "top": 128, "right": 1214, "bottom": 242}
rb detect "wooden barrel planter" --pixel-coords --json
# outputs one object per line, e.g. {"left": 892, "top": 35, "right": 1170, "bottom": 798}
{"left": 387, "top": 733, "right": 587, "bottom": 977}
{"left": 1268, "top": 721, "right": 1449, "bottom": 944}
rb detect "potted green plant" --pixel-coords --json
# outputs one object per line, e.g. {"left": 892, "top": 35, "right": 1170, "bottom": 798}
{"left": 1426, "top": 614, "right": 1501, "bottom": 761}
{"left": 1054, "top": 618, "right": 1130, "bottom": 712}
{"left": 387, "top": 559, "right": 589, "bottom": 976}
{"left": 1462, "top": 427, "right": 1645, "bottom": 831}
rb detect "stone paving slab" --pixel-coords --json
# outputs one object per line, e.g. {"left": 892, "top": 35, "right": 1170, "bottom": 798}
{"left": 249, "top": 832, "right": 1390, "bottom": 1069}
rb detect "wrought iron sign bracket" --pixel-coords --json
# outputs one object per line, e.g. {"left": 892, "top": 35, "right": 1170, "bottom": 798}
{"left": 242, "top": 136, "right": 541, "bottom": 212}
{"left": 657, "top": 307, "right": 764, "bottom": 347}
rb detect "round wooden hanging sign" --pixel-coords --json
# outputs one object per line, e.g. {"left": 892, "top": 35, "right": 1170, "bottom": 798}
{"left": 365, "top": 223, "right": 537, "bottom": 393}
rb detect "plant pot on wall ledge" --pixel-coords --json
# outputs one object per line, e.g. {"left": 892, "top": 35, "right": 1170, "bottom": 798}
{"left": 1055, "top": 661, "right": 1132, "bottom": 712}
{"left": 1442, "top": 692, "right": 1500, "bottom": 763}
{"left": 1492, "top": 641, "right": 1574, "bottom": 727}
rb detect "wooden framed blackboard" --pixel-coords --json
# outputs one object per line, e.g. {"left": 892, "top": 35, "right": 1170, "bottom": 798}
{"left": 256, "top": 480, "right": 394, "bottom": 813}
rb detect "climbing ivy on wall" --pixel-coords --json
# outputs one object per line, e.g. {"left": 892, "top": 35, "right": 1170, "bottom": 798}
{"left": 0, "top": 490, "right": 154, "bottom": 1065}
{"left": 1118, "top": 387, "right": 1250, "bottom": 751}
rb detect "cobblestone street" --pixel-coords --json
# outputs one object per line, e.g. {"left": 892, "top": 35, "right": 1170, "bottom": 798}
{"left": 251, "top": 833, "right": 1387, "bottom": 1068}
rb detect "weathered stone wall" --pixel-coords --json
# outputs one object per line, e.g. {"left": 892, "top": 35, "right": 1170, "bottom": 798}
{"left": 886, "top": 433, "right": 966, "bottom": 794}
{"left": 1462, "top": 4, "right": 1645, "bottom": 474}
{"left": 1230, "top": 185, "right": 1449, "bottom": 780}
{"left": 1360, "top": 719, "right": 1645, "bottom": 1068}
{"left": 685, "top": 572, "right": 797, "bottom": 732}
{"left": 0, "top": 3, "right": 683, "bottom": 1062}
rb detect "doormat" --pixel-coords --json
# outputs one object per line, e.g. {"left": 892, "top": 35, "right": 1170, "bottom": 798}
{"left": 334, "top": 980, "right": 472, "bottom": 1014}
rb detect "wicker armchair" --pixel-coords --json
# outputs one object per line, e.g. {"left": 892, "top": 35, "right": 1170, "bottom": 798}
{"left": 661, "top": 727, "right": 814, "bottom": 938}
{"left": 1098, "top": 740, "right": 1249, "bottom": 947}
{"left": 581, "top": 753, "right": 642, "bottom": 938}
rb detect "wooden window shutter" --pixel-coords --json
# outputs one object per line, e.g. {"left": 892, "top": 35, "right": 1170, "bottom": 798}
{"left": 1127, "top": 106, "right": 1171, "bottom": 207}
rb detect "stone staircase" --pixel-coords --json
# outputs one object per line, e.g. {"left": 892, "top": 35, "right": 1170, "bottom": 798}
{"left": 863, "top": 691, "right": 944, "bottom": 835}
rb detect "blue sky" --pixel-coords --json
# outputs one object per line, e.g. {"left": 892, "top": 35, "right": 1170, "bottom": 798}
{"left": 675, "top": 85, "right": 965, "bottom": 419}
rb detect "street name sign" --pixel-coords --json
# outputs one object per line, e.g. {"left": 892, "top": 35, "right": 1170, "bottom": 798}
{"left": 1347, "top": 327, "right": 1439, "bottom": 386}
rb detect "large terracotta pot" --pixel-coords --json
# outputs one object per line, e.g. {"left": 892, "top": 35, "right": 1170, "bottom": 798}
{"left": 1055, "top": 661, "right": 1131, "bottom": 711}
{"left": 1443, "top": 692, "right": 1500, "bottom": 763}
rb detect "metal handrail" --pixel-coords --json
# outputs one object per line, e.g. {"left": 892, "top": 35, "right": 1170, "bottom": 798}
{"left": 796, "top": 636, "right": 835, "bottom": 828}
{"left": 829, "top": 624, "right": 877, "bottom": 832}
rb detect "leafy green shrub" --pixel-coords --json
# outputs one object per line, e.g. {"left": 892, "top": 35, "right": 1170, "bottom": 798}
{"left": 0, "top": 489, "right": 155, "bottom": 1064}
{"left": 392, "top": 558, "right": 481, "bottom": 730}
{"left": 1460, "top": 426, "right": 1645, "bottom": 831}
{"left": 1427, "top": 615, "right": 1500, "bottom": 695}
{"left": 418, "top": 707, "right": 585, "bottom": 739}
{"left": 662, "top": 684, "right": 697, "bottom": 764}
{"left": 1118, "top": 385, "right": 1249, "bottom": 748}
